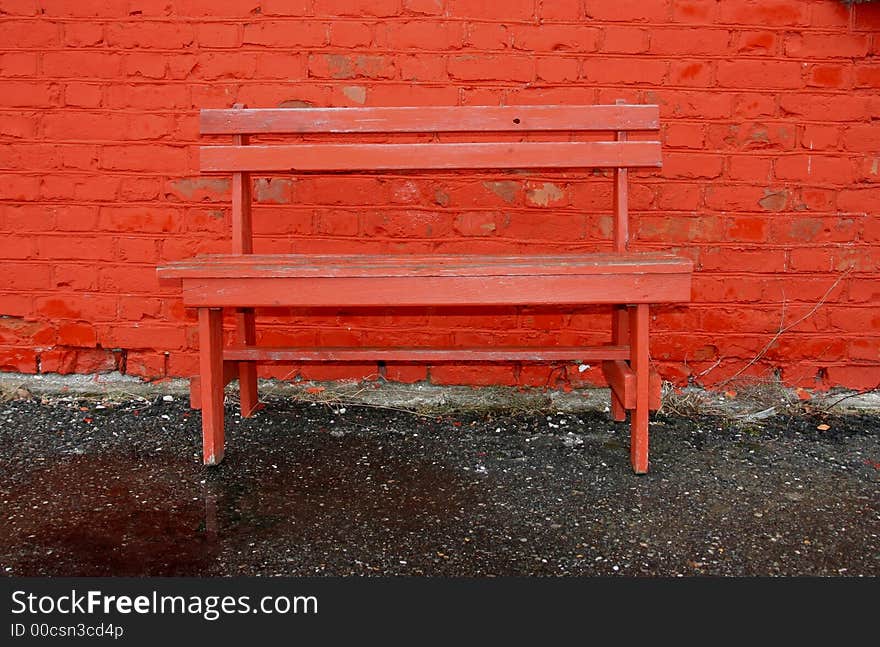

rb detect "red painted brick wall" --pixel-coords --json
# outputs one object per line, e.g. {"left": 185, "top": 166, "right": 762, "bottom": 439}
{"left": 1, "top": 0, "right": 878, "bottom": 391}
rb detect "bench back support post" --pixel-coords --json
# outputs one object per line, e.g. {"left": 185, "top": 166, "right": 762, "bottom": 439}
{"left": 231, "top": 104, "right": 253, "bottom": 255}
{"left": 613, "top": 99, "right": 629, "bottom": 253}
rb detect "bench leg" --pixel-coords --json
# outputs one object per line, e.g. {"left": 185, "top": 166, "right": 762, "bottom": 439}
{"left": 610, "top": 305, "right": 629, "bottom": 422}
{"left": 199, "top": 307, "right": 225, "bottom": 466}
{"left": 236, "top": 308, "right": 261, "bottom": 417}
{"left": 630, "top": 304, "right": 650, "bottom": 474}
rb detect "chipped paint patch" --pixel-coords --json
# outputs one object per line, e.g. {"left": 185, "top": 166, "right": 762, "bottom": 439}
{"left": 342, "top": 85, "right": 366, "bottom": 104}
{"left": 482, "top": 180, "right": 519, "bottom": 203}
{"left": 759, "top": 188, "right": 788, "bottom": 212}
{"left": 526, "top": 182, "right": 565, "bottom": 207}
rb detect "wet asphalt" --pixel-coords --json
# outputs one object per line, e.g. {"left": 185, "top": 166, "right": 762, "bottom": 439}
{"left": 0, "top": 394, "right": 877, "bottom": 577}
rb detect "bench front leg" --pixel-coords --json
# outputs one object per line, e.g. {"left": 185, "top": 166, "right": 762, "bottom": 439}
{"left": 199, "top": 307, "right": 225, "bottom": 466}
{"left": 236, "top": 308, "right": 261, "bottom": 417}
{"left": 630, "top": 304, "right": 650, "bottom": 474}
{"left": 610, "top": 305, "right": 629, "bottom": 422}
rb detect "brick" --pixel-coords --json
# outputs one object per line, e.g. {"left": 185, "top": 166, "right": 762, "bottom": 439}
{"left": 399, "top": 54, "right": 446, "bottom": 82}
{"left": 775, "top": 155, "right": 853, "bottom": 185}
{"left": 733, "top": 31, "right": 777, "bottom": 55}
{"left": 656, "top": 90, "right": 731, "bottom": 119}
{"left": 0, "top": 348, "right": 37, "bottom": 373}
{"left": 449, "top": 55, "right": 533, "bottom": 82}
{"left": 708, "top": 122, "right": 795, "bottom": 151}
{"left": 854, "top": 65, "right": 880, "bottom": 89}
{"left": 53, "top": 264, "right": 99, "bottom": 290}
{"left": 465, "top": 22, "right": 509, "bottom": 49}
{"left": 309, "top": 53, "right": 396, "bottom": 80}
{"left": 56, "top": 322, "right": 97, "bottom": 347}
{"left": 779, "top": 94, "right": 870, "bottom": 122}
{"left": 700, "top": 248, "right": 786, "bottom": 273}
{"left": 125, "top": 351, "right": 167, "bottom": 378}
{"left": 243, "top": 21, "right": 327, "bottom": 47}
{"left": 668, "top": 61, "right": 714, "bottom": 87}
{"left": 664, "top": 123, "right": 704, "bottom": 149}
{"left": 538, "top": 0, "right": 580, "bottom": 20}
{"left": 805, "top": 64, "right": 850, "bottom": 90}
{"left": 313, "top": 0, "right": 401, "bottom": 17}
{"left": 719, "top": 1, "right": 809, "bottom": 26}
{"left": 844, "top": 124, "right": 880, "bottom": 153}
{"left": 40, "top": 348, "right": 117, "bottom": 374}
{"left": 106, "top": 83, "right": 188, "bottom": 109}
{"left": 656, "top": 183, "right": 701, "bottom": 211}
{"left": 802, "top": 125, "right": 840, "bottom": 151}
{"left": 1, "top": 52, "right": 38, "bottom": 76}
{"left": 198, "top": 23, "right": 241, "bottom": 48}
{"left": 716, "top": 60, "right": 803, "bottom": 89}
{"left": 124, "top": 53, "right": 168, "bottom": 79}
{"left": 0, "top": 20, "right": 58, "bottom": 47}
{"left": 5, "top": 262, "right": 52, "bottom": 290}
{"left": 582, "top": 58, "right": 666, "bottom": 85}
{"left": 403, "top": 0, "right": 443, "bottom": 16}
{"left": 535, "top": 57, "right": 579, "bottom": 83}
{"left": 585, "top": 0, "right": 668, "bottom": 22}
{"left": 101, "top": 145, "right": 188, "bottom": 172}
{"left": 663, "top": 153, "right": 723, "bottom": 179}
{"left": 0, "top": 113, "right": 37, "bottom": 138}
{"left": 849, "top": 339, "right": 879, "bottom": 362}
{"left": 731, "top": 93, "right": 776, "bottom": 119}
{"left": 261, "top": 0, "right": 311, "bottom": 15}
{"left": 430, "top": 364, "right": 518, "bottom": 387}
{"left": 195, "top": 52, "right": 257, "bottom": 80}
{"left": 42, "top": 111, "right": 127, "bottom": 140}
{"left": 825, "top": 366, "right": 880, "bottom": 391}
{"left": 785, "top": 33, "right": 869, "bottom": 59}
{"left": 838, "top": 187, "right": 880, "bottom": 213}
{"left": 378, "top": 20, "right": 464, "bottom": 50}
{"left": 448, "top": 0, "right": 534, "bottom": 20}
{"left": 0, "top": 0, "right": 38, "bottom": 15}
{"left": 727, "top": 156, "right": 772, "bottom": 182}
{"left": 50, "top": 204, "right": 100, "bottom": 231}
{"left": 602, "top": 26, "right": 649, "bottom": 54}
{"left": 37, "top": 235, "right": 113, "bottom": 261}
{"left": 329, "top": 22, "right": 373, "bottom": 47}
{"left": 3, "top": 174, "right": 40, "bottom": 201}
{"left": 651, "top": 28, "right": 729, "bottom": 55}
{"left": 64, "top": 83, "right": 103, "bottom": 108}
{"left": 512, "top": 25, "right": 600, "bottom": 52}
{"left": 63, "top": 22, "right": 104, "bottom": 47}
{"left": 256, "top": 53, "right": 308, "bottom": 79}
{"left": 725, "top": 216, "right": 769, "bottom": 243}
{"left": 43, "top": 52, "right": 120, "bottom": 78}
{"left": 0, "top": 81, "right": 59, "bottom": 107}
{"left": 670, "top": 0, "right": 716, "bottom": 23}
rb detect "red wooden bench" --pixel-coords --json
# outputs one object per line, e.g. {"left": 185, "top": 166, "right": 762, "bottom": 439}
{"left": 157, "top": 103, "right": 692, "bottom": 473}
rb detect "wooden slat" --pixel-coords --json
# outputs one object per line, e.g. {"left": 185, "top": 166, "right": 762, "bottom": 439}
{"left": 224, "top": 345, "right": 631, "bottom": 362}
{"left": 178, "top": 273, "right": 693, "bottom": 307}
{"left": 199, "top": 141, "right": 662, "bottom": 172}
{"left": 201, "top": 105, "right": 660, "bottom": 135}
{"left": 158, "top": 253, "right": 694, "bottom": 280}
{"left": 602, "top": 359, "right": 662, "bottom": 410}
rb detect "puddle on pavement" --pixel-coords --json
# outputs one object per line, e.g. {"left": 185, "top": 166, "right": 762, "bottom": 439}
{"left": 0, "top": 435, "right": 479, "bottom": 576}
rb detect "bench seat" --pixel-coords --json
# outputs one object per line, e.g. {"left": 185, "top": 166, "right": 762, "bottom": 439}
{"left": 159, "top": 252, "right": 693, "bottom": 308}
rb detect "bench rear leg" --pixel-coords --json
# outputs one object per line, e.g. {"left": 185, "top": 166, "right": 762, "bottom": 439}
{"left": 199, "top": 307, "right": 225, "bottom": 466}
{"left": 610, "top": 305, "right": 629, "bottom": 422}
{"left": 236, "top": 308, "right": 261, "bottom": 417}
{"left": 630, "top": 304, "right": 650, "bottom": 474}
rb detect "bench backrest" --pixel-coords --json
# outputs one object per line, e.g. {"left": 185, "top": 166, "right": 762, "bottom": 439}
{"left": 199, "top": 103, "right": 661, "bottom": 255}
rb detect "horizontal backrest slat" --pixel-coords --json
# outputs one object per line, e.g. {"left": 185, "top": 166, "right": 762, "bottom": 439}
{"left": 200, "top": 141, "right": 662, "bottom": 172}
{"left": 200, "top": 105, "right": 660, "bottom": 135}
